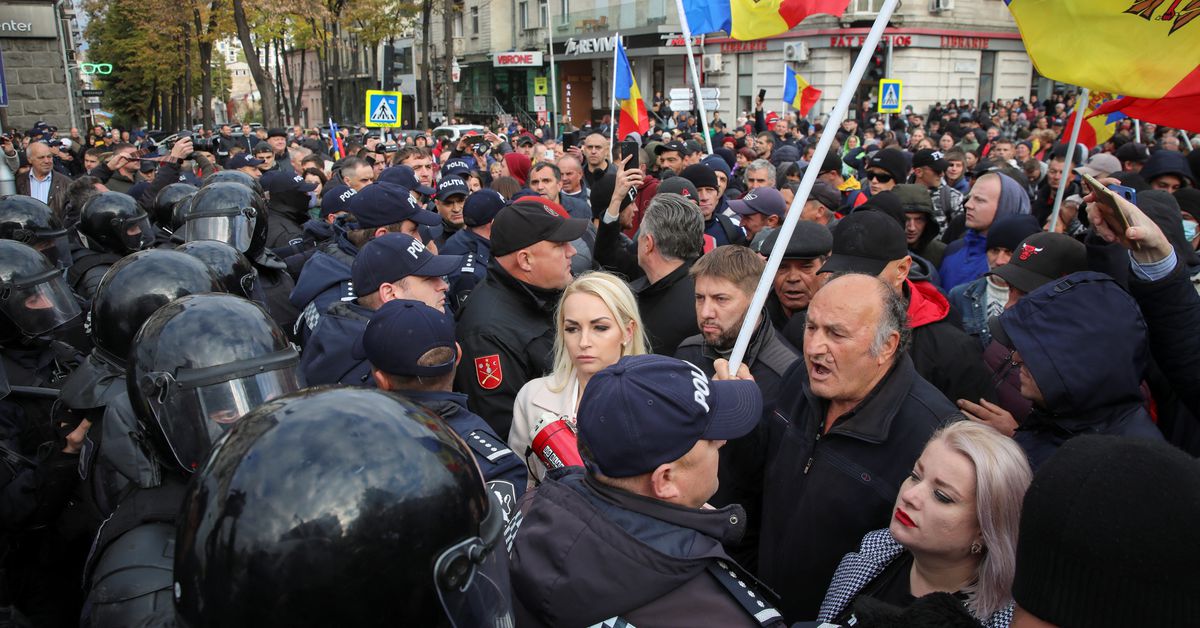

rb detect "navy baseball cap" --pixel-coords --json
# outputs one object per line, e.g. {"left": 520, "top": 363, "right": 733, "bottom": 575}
{"left": 346, "top": 182, "right": 440, "bottom": 229}
{"left": 227, "top": 153, "right": 264, "bottom": 169}
{"left": 351, "top": 299, "right": 457, "bottom": 376}
{"left": 441, "top": 158, "right": 473, "bottom": 177}
{"left": 728, "top": 187, "right": 787, "bottom": 217}
{"left": 463, "top": 189, "right": 506, "bottom": 227}
{"left": 261, "top": 171, "right": 317, "bottom": 195}
{"left": 577, "top": 355, "right": 762, "bottom": 478}
{"left": 351, "top": 233, "right": 462, "bottom": 295}
{"left": 436, "top": 176, "right": 470, "bottom": 200}
{"left": 320, "top": 184, "right": 357, "bottom": 219}
{"left": 379, "top": 165, "right": 436, "bottom": 196}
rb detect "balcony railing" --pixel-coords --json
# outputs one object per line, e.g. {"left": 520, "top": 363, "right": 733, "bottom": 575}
{"left": 554, "top": 0, "right": 672, "bottom": 35}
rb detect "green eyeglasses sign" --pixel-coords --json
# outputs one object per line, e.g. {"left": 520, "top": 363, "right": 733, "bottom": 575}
{"left": 80, "top": 63, "right": 112, "bottom": 75}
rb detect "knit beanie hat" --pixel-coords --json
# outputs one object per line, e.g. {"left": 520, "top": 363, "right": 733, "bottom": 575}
{"left": 1012, "top": 435, "right": 1200, "bottom": 627}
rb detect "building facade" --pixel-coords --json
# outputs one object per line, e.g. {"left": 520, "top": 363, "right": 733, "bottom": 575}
{"left": 435, "top": 0, "right": 1035, "bottom": 128}
{"left": 0, "top": 0, "right": 83, "bottom": 131}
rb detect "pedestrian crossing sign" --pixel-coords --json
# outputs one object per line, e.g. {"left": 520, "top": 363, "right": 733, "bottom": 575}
{"left": 877, "top": 79, "right": 902, "bottom": 114}
{"left": 365, "top": 90, "right": 403, "bottom": 127}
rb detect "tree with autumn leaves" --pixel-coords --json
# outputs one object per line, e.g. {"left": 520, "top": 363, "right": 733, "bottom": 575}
{"left": 86, "top": 0, "right": 420, "bottom": 128}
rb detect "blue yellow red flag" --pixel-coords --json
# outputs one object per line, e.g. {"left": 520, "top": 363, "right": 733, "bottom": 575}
{"left": 782, "top": 65, "right": 821, "bottom": 116}
{"left": 1065, "top": 92, "right": 1120, "bottom": 149}
{"left": 683, "top": 0, "right": 850, "bottom": 41}
{"left": 1004, "top": 1, "right": 1200, "bottom": 100}
{"left": 614, "top": 40, "right": 649, "bottom": 140}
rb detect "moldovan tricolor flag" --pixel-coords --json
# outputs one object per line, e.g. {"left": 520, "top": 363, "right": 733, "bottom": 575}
{"left": 683, "top": 0, "right": 850, "bottom": 41}
{"left": 1004, "top": 0, "right": 1200, "bottom": 101}
{"left": 1064, "top": 92, "right": 1121, "bottom": 149}
{"left": 614, "top": 41, "right": 649, "bottom": 140}
{"left": 782, "top": 65, "right": 821, "bottom": 116}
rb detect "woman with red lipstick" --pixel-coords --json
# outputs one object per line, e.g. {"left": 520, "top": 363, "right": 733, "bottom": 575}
{"left": 509, "top": 272, "right": 649, "bottom": 484}
{"left": 818, "top": 421, "right": 1033, "bottom": 627}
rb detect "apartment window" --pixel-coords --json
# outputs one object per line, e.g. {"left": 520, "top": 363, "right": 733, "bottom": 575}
{"left": 453, "top": 11, "right": 464, "bottom": 36}
{"left": 848, "top": 0, "right": 884, "bottom": 12}
{"left": 538, "top": 0, "right": 547, "bottom": 27}
{"left": 559, "top": 0, "right": 569, "bottom": 22}
{"left": 471, "top": 6, "right": 479, "bottom": 34}
{"left": 519, "top": 0, "right": 528, "bottom": 29}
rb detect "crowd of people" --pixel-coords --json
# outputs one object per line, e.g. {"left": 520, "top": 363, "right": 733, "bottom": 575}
{"left": 0, "top": 88, "right": 1199, "bottom": 627}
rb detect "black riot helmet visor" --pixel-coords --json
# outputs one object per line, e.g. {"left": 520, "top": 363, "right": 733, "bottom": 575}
{"left": 182, "top": 206, "right": 258, "bottom": 253}
{"left": 434, "top": 489, "right": 515, "bottom": 627}
{"left": 140, "top": 345, "right": 300, "bottom": 471}
{"left": 0, "top": 267, "right": 82, "bottom": 335}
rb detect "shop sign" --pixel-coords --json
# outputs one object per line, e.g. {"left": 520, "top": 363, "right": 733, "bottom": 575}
{"left": 939, "top": 36, "right": 990, "bottom": 49}
{"left": 662, "top": 34, "right": 703, "bottom": 47}
{"left": 494, "top": 51, "right": 544, "bottom": 66}
{"left": 564, "top": 36, "right": 617, "bottom": 56}
{"left": 829, "top": 34, "right": 912, "bottom": 48}
{"left": 720, "top": 41, "right": 767, "bottom": 53}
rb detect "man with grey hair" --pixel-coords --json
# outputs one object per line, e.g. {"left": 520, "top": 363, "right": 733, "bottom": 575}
{"left": 744, "top": 159, "right": 775, "bottom": 192}
{"left": 742, "top": 272, "right": 959, "bottom": 620}
{"left": 14, "top": 141, "right": 72, "bottom": 218}
{"left": 633, "top": 192, "right": 705, "bottom": 355}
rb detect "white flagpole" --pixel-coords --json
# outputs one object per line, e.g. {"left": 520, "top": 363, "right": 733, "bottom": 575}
{"left": 673, "top": 0, "right": 713, "bottom": 154}
{"left": 1049, "top": 87, "right": 1088, "bottom": 233}
{"left": 610, "top": 34, "right": 620, "bottom": 146}
{"left": 1134, "top": 119, "right": 1142, "bottom": 143}
{"left": 547, "top": 0, "right": 560, "bottom": 134}
{"left": 726, "top": 0, "right": 900, "bottom": 377}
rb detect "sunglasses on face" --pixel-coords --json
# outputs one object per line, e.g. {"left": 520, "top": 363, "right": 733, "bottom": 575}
{"left": 866, "top": 171, "right": 894, "bottom": 183}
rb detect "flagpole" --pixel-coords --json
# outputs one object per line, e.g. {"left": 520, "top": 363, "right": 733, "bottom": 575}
{"left": 726, "top": 0, "right": 900, "bottom": 377}
{"left": 610, "top": 34, "right": 620, "bottom": 147}
{"left": 1134, "top": 119, "right": 1141, "bottom": 143}
{"left": 1181, "top": 130, "right": 1191, "bottom": 150}
{"left": 547, "top": 0, "right": 559, "bottom": 135}
{"left": 1049, "top": 87, "right": 1089, "bottom": 233}
{"left": 672, "top": 0, "right": 713, "bottom": 154}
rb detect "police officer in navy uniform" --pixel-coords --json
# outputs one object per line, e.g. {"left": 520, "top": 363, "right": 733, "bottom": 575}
{"left": 508, "top": 355, "right": 785, "bottom": 627}
{"left": 289, "top": 182, "right": 441, "bottom": 345}
{"left": 171, "top": 386, "right": 515, "bottom": 627}
{"left": 274, "top": 183, "right": 358, "bottom": 277}
{"left": 355, "top": 298, "right": 527, "bottom": 515}
{"left": 260, "top": 170, "right": 318, "bottom": 251}
{"left": 442, "top": 189, "right": 503, "bottom": 313}
{"left": 81, "top": 294, "right": 301, "bottom": 627}
{"left": 298, "top": 233, "right": 461, "bottom": 387}
{"left": 422, "top": 175, "right": 470, "bottom": 248}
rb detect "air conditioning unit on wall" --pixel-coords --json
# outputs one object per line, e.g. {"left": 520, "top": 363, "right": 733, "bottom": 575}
{"left": 784, "top": 42, "right": 809, "bottom": 63}
{"left": 930, "top": 0, "right": 954, "bottom": 13}
{"left": 703, "top": 54, "right": 723, "bottom": 73}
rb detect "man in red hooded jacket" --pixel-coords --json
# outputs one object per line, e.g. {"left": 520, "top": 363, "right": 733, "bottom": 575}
{"left": 816, "top": 210, "right": 996, "bottom": 404}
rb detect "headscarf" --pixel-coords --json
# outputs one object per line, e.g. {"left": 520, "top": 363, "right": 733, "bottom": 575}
{"left": 503, "top": 152, "right": 531, "bottom": 186}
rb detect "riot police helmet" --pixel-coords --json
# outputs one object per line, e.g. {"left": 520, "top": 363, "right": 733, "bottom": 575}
{"left": 173, "top": 386, "right": 513, "bottom": 628}
{"left": 175, "top": 240, "right": 256, "bottom": 299}
{"left": 78, "top": 191, "right": 156, "bottom": 255}
{"left": 0, "top": 195, "right": 72, "bottom": 268}
{"left": 91, "top": 249, "right": 222, "bottom": 367}
{"left": 0, "top": 239, "right": 82, "bottom": 337}
{"left": 201, "top": 169, "right": 263, "bottom": 196}
{"left": 152, "top": 182, "right": 198, "bottom": 230}
{"left": 127, "top": 293, "right": 300, "bottom": 474}
{"left": 180, "top": 181, "right": 269, "bottom": 259}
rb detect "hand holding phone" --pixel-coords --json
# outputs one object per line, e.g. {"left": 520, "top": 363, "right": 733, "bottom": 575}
{"left": 1081, "top": 173, "right": 1136, "bottom": 247}
{"left": 1080, "top": 173, "right": 1175, "bottom": 262}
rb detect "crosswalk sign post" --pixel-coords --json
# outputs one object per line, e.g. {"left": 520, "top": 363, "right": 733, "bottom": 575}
{"left": 877, "top": 79, "right": 902, "bottom": 114}
{"left": 365, "top": 89, "right": 403, "bottom": 129}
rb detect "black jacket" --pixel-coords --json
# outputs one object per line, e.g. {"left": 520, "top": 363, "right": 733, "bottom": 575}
{"left": 675, "top": 316, "right": 799, "bottom": 569}
{"left": 759, "top": 355, "right": 957, "bottom": 620}
{"left": 509, "top": 468, "right": 785, "bottom": 627}
{"left": 631, "top": 260, "right": 700, "bottom": 356}
{"left": 453, "top": 261, "right": 560, "bottom": 440}
{"left": 1129, "top": 264, "right": 1200, "bottom": 424}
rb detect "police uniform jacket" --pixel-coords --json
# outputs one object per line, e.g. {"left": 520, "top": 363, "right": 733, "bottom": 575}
{"left": 440, "top": 227, "right": 490, "bottom": 313}
{"left": 398, "top": 389, "right": 527, "bottom": 517}
{"left": 509, "top": 467, "right": 786, "bottom": 627}
{"left": 297, "top": 301, "right": 374, "bottom": 388}
{"left": 758, "top": 354, "right": 957, "bottom": 620}
{"left": 454, "top": 260, "right": 560, "bottom": 440}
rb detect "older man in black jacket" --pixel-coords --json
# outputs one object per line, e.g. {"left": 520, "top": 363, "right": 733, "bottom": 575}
{"left": 754, "top": 273, "right": 958, "bottom": 620}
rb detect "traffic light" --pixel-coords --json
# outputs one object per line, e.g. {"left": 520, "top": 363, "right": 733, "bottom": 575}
{"left": 867, "top": 44, "right": 886, "bottom": 81}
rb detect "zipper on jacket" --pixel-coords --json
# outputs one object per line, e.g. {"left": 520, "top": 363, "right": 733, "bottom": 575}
{"left": 804, "top": 430, "right": 822, "bottom": 475}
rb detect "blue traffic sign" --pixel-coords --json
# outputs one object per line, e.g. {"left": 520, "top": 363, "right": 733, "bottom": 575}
{"left": 0, "top": 48, "right": 8, "bottom": 108}
{"left": 364, "top": 89, "right": 402, "bottom": 128}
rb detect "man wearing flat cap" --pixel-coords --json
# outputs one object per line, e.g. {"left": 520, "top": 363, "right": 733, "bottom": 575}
{"left": 455, "top": 197, "right": 588, "bottom": 439}
{"left": 266, "top": 128, "right": 294, "bottom": 175}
